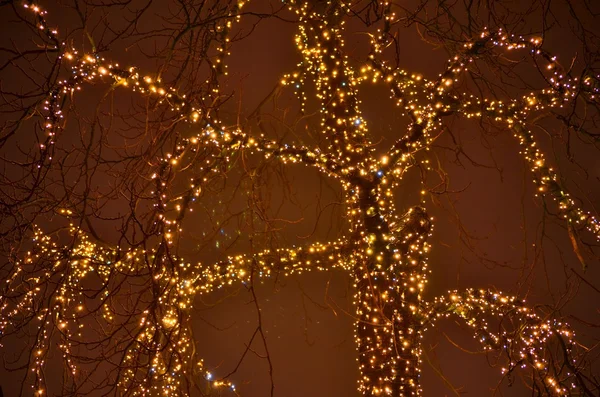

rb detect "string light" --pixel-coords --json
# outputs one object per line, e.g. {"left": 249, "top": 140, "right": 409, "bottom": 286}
{"left": 2, "top": 1, "right": 599, "bottom": 396}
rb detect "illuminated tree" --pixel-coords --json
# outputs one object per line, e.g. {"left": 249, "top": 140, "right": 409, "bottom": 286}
{"left": 1, "top": 0, "right": 599, "bottom": 396}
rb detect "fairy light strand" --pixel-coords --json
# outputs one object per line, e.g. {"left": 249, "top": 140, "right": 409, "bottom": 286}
{"left": 1, "top": 1, "right": 598, "bottom": 396}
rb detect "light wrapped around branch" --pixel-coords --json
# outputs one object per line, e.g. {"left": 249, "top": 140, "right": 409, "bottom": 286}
{"left": 4, "top": 1, "right": 599, "bottom": 396}
{"left": 424, "top": 289, "right": 596, "bottom": 396}
{"left": 0, "top": 224, "right": 352, "bottom": 395}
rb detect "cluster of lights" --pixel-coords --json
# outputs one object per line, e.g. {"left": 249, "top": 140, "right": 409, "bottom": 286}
{"left": 425, "top": 289, "right": 586, "bottom": 396}
{"left": 1, "top": 1, "right": 598, "bottom": 396}
{"left": 363, "top": 26, "right": 600, "bottom": 243}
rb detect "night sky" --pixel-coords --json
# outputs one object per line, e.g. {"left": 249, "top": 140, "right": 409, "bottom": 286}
{"left": 1, "top": 0, "right": 599, "bottom": 396}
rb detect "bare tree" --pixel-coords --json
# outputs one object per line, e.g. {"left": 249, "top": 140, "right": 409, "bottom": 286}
{"left": 1, "top": 0, "right": 599, "bottom": 396}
